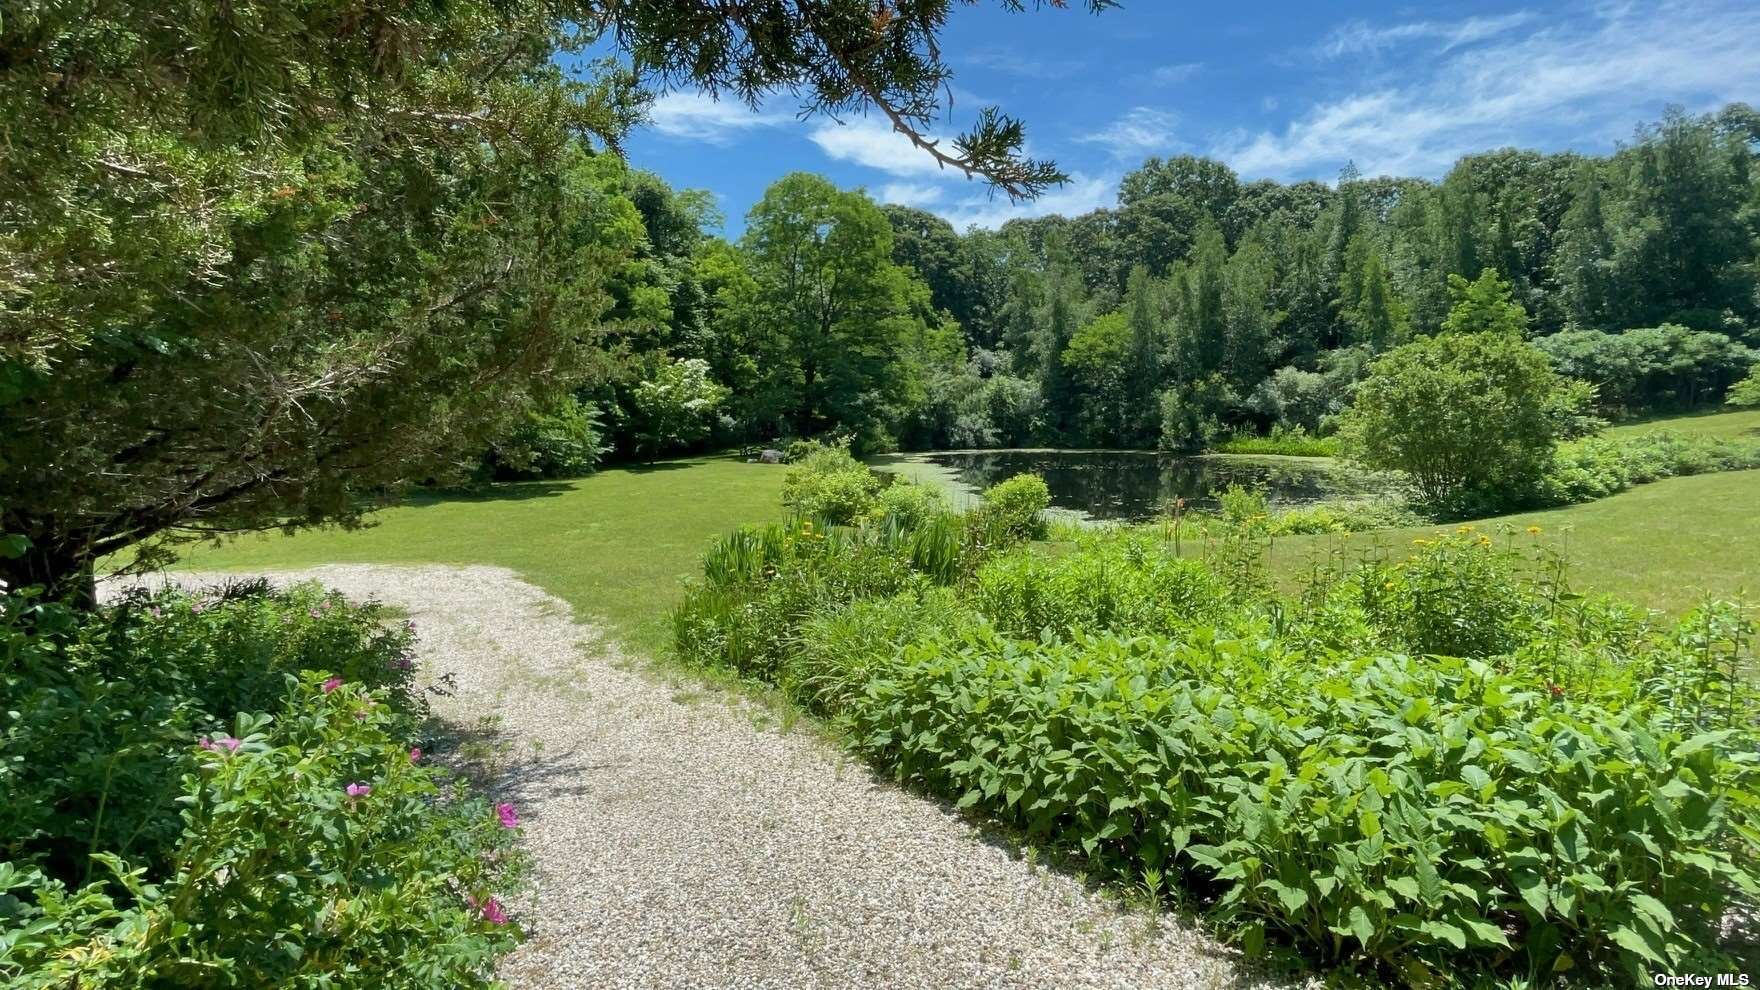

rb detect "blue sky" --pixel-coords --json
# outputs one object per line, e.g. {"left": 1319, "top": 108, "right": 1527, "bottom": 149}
{"left": 606, "top": 1, "right": 1760, "bottom": 236}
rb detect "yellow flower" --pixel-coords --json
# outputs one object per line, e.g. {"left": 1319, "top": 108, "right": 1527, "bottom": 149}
{"left": 1383, "top": 581, "right": 1395, "bottom": 590}
{"left": 1456, "top": 525, "right": 1472, "bottom": 534}
{"left": 1526, "top": 525, "right": 1542, "bottom": 535}
{"left": 1412, "top": 538, "right": 1430, "bottom": 546}
{"left": 1477, "top": 535, "right": 1491, "bottom": 546}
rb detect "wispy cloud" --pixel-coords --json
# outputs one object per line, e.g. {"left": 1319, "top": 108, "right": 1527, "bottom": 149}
{"left": 1219, "top": 0, "right": 1760, "bottom": 179}
{"left": 1317, "top": 12, "right": 1537, "bottom": 59}
{"left": 1078, "top": 107, "right": 1181, "bottom": 159}
{"left": 1147, "top": 62, "right": 1204, "bottom": 85}
{"left": 938, "top": 173, "right": 1117, "bottom": 230}
{"left": 807, "top": 116, "right": 963, "bottom": 179}
{"left": 645, "top": 91, "right": 793, "bottom": 145}
{"left": 963, "top": 46, "right": 1087, "bottom": 78}
{"left": 878, "top": 182, "right": 946, "bottom": 208}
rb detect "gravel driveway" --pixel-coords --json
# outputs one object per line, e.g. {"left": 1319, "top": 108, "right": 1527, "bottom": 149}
{"left": 140, "top": 564, "right": 1303, "bottom": 990}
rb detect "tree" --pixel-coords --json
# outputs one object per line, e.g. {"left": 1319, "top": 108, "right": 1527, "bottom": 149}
{"left": 3, "top": 1, "right": 1099, "bottom": 600}
{"left": 1338, "top": 332, "right": 1579, "bottom": 504}
{"left": 739, "top": 173, "right": 933, "bottom": 445}
{"left": 1063, "top": 312, "right": 1132, "bottom": 446}
{"left": 627, "top": 358, "right": 729, "bottom": 461}
{"left": 1728, "top": 365, "right": 1760, "bottom": 408}
{"left": 1554, "top": 163, "right": 1619, "bottom": 329}
{"left": 1442, "top": 269, "right": 1530, "bottom": 337}
{"left": 1123, "top": 268, "right": 1165, "bottom": 445}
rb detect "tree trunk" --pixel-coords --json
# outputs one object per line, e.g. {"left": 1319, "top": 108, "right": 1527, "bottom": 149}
{"left": 0, "top": 542, "right": 99, "bottom": 610}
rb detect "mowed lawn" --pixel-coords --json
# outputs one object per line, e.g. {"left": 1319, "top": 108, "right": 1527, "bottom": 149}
{"left": 170, "top": 455, "right": 785, "bottom": 654}
{"left": 1260, "top": 468, "right": 1760, "bottom": 614}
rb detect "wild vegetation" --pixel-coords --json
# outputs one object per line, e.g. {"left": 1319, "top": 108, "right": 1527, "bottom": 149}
{"left": 673, "top": 458, "right": 1760, "bottom": 987}
{"left": 6, "top": 1, "right": 1759, "bottom": 987}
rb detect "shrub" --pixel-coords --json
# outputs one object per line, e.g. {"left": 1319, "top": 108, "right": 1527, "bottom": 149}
{"left": 1536, "top": 326, "right": 1758, "bottom": 416}
{"left": 779, "top": 441, "right": 882, "bottom": 525}
{"left": 784, "top": 587, "right": 976, "bottom": 714}
{"left": 972, "top": 535, "right": 1229, "bottom": 640}
{"left": 1212, "top": 425, "right": 1339, "bottom": 457}
{"left": 0, "top": 587, "right": 525, "bottom": 989}
{"left": 873, "top": 480, "right": 949, "bottom": 530}
{"left": 968, "top": 473, "right": 1050, "bottom": 545}
{"left": 1537, "top": 431, "right": 1760, "bottom": 506}
{"left": 845, "top": 620, "right": 1760, "bottom": 984}
{"left": 1727, "top": 363, "right": 1760, "bottom": 408}
{"left": 1337, "top": 329, "right": 1588, "bottom": 505}
{"left": 486, "top": 395, "right": 604, "bottom": 479}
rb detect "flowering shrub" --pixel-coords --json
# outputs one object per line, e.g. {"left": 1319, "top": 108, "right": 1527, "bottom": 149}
{"left": 0, "top": 586, "right": 527, "bottom": 988}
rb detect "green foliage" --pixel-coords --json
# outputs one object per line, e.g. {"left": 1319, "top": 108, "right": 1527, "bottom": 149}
{"left": 1159, "top": 376, "right": 1241, "bottom": 451}
{"left": 0, "top": 587, "right": 524, "bottom": 988}
{"left": 844, "top": 604, "right": 1760, "bottom": 983}
{"left": 1212, "top": 426, "right": 1339, "bottom": 457}
{"left": 874, "top": 481, "right": 950, "bottom": 531}
{"left": 1338, "top": 331, "right": 1584, "bottom": 504}
{"left": 1728, "top": 364, "right": 1760, "bottom": 409}
{"left": 969, "top": 474, "right": 1051, "bottom": 545}
{"left": 1535, "top": 327, "right": 1759, "bottom": 416}
{"left": 1537, "top": 430, "right": 1760, "bottom": 505}
{"left": 488, "top": 395, "right": 606, "bottom": 479}
{"left": 972, "top": 535, "right": 1228, "bottom": 640}
{"left": 675, "top": 485, "right": 1760, "bottom": 983}
{"left": 1441, "top": 269, "right": 1531, "bottom": 337}
{"left": 779, "top": 441, "right": 884, "bottom": 526}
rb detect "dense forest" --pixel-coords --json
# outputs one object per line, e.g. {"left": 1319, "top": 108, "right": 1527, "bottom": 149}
{"left": 551, "top": 103, "right": 1760, "bottom": 466}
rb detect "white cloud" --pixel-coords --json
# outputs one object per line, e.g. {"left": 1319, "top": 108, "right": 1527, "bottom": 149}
{"left": 645, "top": 91, "right": 792, "bottom": 145}
{"left": 1219, "top": 0, "right": 1760, "bottom": 180}
{"left": 938, "top": 173, "right": 1117, "bottom": 230}
{"left": 807, "top": 116, "right": 962, "bottom": 178}
{"left": 964, "top": 47, "right": 1086, "bottom": 78}
{"left": 878, "top": 182, "right": 945, "bottom": 208}
{"left": 1077, "top": 107, "right": 1181, "bottom": 159}
{"left": 1317, "top": 12, "right": 1537, "bottom": 59}
{"left": 1147, "top": 62, "right": 1203, "bottom": 85}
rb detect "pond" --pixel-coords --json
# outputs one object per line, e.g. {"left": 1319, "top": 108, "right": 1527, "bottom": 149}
{"left": 872, "top": 449, "right": 1392, "bottom": 522}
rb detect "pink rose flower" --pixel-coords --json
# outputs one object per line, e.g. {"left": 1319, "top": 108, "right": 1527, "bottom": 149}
{"left": 345, "top": 782, "right": 372, "bottom": 798}
{"left": 496, "top": 802, "right": 520, "bottom": 829}
{"left": 322, "top": 677, "right": 343, "bottom": 693}
{"left": 409, "top": 747, "right": 422, "bottom": 763}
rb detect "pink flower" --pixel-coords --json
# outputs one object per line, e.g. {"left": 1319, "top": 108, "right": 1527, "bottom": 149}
{"left": 345, "top": 782, "right": 372, "bottom": 798}
{"left": 409, "top": 747, "right": 422, "bottom": 763}
{"left": 468, "top": 894, "right": 509, "bottom": 926}
{"left": 496, "top": 802, "right": 519, "bottom": 829}
{"left": 198, "top": 735, "right": 241, "bottom": 753}
{"left": 322, "top": 677, "right": 343, "bottom": 694}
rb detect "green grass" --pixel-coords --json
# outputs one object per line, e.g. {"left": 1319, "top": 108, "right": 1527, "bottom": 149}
{"left": 170, "top": 455, "right": 785, "bottom": 654}
{"left": 1605, "top": 407, "right": 1760, "bottom": 440}
{"left": 1257, "top": 468, "right": 1760, "bottom": 614}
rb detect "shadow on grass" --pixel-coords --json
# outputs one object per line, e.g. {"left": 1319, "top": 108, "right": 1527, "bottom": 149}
{"left": 398, "top": 480, "right": 577, "bottom": 508}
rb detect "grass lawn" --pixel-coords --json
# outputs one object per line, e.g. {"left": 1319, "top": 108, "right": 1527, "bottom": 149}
{"left": 170, "top": 455, "right": 785, "bottom": 654}
{"left": 1605, "top": 406, "right": 1760, "bottom": 440}
{"left": 1257, "top": 468, "right": 1760, "bottom": 614}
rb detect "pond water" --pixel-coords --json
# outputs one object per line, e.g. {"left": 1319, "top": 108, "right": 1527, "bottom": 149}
{"left": 874, "top": 449, "right": 1389, "bottom": 522}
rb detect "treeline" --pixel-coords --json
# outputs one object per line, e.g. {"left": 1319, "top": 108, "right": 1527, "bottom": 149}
{"left": 535, "top": 104, "right": 1760, "bottom": 468}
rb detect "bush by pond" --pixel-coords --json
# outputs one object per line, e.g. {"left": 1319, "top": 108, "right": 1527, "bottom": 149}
{"left": 0, "top": 585, "right": 525, "bottom": 989}
{"left": 673, "top": 492, "right": 1760, "bottom": 986}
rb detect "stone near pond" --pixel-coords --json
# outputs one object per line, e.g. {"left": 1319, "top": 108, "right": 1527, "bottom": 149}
{"left": 759, "top": 449, "right": 784, "bottom": 464}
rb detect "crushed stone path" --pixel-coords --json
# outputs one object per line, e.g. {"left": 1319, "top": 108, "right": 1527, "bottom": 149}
{"left": 140, "top": 565, "right": 1302, "bottom": 990}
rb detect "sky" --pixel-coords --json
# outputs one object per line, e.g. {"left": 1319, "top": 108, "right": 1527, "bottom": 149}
{"left": 601, "top": 0, "right": 1760, "bottom": 236}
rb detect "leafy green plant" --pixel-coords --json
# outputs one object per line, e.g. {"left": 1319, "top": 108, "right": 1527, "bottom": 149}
{"left": 968, "top": 473, "right": 1050, "bottom": 546}
{"left": 779, "top": 441, "right": 883, "bottom": 525}
{"left": 0, "top": 586, "right": 526, "bottom": 989}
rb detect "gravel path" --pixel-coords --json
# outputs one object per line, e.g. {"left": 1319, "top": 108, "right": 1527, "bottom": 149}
{"left": 140, "top": 565, "right": 1300, "bottom": 990}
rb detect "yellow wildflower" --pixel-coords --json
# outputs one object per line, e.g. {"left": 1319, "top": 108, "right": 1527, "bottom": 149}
{"left": 1526, "top": 525, "right": 1542, "bottom": 535}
